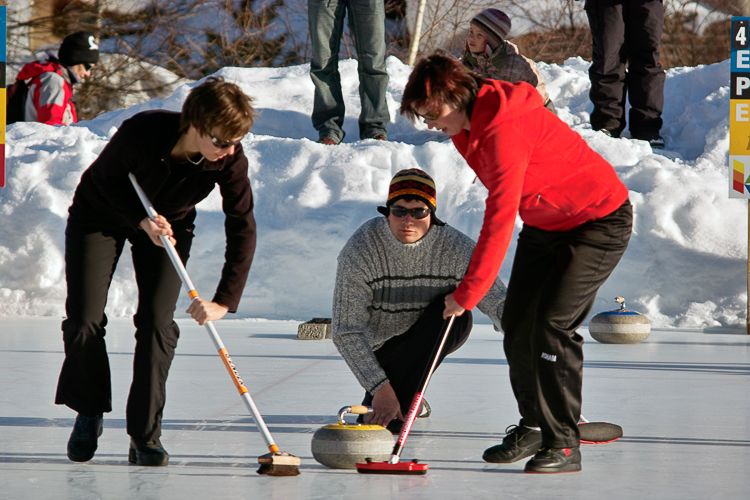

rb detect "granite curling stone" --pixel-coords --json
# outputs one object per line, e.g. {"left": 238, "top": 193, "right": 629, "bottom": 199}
{"left": 589, "top": 296, "right": 650, "bottom": 344}
{"left": 311, "top": 406, "right": 394, "bottom": 469}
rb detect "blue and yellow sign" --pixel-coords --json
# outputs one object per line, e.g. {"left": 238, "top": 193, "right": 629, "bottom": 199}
{"left": 730, "top": 17, "right": 750, "bottom": 198}
{"left": 1, "top": 6, "right": 5, "bottom": 188}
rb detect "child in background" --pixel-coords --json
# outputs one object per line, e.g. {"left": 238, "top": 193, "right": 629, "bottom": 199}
{"left": 461, "top": 9, "right": 556, "bottom": 113}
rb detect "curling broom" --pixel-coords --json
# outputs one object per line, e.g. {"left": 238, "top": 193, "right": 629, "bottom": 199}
{"left": 129, "top": 173, "right": 300, "bottom": 476}
{"left": 356, "top": 315, "right": 456, "bottom": 475}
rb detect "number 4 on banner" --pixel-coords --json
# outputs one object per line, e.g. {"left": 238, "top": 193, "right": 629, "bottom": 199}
{"left": 735, "top": 19, "right": 750, "bottom": 50}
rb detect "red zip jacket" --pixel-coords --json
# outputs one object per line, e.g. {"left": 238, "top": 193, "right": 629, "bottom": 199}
{"left": 16, "top": 59, "right": 77, "bottom": 125}
{"left": 451, "top": 80, "right": 629, "bottom": 310}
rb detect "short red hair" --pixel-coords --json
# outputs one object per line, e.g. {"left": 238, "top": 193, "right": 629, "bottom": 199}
{"left": 400, "top": 52, "right": 485, "bottom": 123}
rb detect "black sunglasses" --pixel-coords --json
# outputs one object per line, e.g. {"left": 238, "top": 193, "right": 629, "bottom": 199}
{"left": 210, "top": 133, "right": 243, "bottom": 149}
{"left": 390, "top": 206, "right": 431, "bottom": 219}
{"left": 83, "top": 63, "right": 94, "bottom": 71}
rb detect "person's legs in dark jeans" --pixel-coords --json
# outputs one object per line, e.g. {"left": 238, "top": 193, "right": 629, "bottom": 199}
{"left": 309, "top": 0, "right": 348, "bottom": 143}
{"left": 361, "top": 295, "right": 472, "bottom": 418}
{"left": 347, "top": 0, "right": 390, "bottom": 139}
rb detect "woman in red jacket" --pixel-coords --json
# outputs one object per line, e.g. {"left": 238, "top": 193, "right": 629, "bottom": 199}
{"left": 401, "top": 53, "right": 632, "bottom": 473}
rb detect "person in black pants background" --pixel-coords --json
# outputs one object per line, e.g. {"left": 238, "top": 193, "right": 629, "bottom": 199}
{"left": 56, "top": 77, "right": 257, "bottom": 466}
{"left": 585, "top": 0, "right": 666, "bottom": 149}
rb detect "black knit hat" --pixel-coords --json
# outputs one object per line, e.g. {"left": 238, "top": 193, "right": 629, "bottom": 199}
{"left": 58, "top": 31, "right": 100, "bottom": 67}
{"left": 377, "top": 169, "right": 445, "bottom": 226}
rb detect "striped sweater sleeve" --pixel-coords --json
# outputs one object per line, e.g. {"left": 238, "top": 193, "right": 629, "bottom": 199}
{"left": 332, "top": 237, "right": 390, "bottom": 394}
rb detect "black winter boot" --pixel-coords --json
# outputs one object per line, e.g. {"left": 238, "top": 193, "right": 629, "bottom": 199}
{"left": 129, "top": 438, "right": 169, "bottom": 466}
{"left": 67, "top": 414, "right": 103, "bottom": 462}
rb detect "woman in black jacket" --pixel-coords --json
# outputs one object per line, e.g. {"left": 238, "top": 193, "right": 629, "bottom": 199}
{"left": 56, "top": 77, "right": 257, "bottom": 466}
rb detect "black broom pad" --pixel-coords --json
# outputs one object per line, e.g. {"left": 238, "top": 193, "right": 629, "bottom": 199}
{"left": 579, "top": 422, "right": 623, "bottom": 444}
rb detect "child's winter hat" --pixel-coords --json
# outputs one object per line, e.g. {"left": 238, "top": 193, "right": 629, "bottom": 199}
{"left": 58, "top": 31, "right": 100, "bottom": 67}
{"left": 470, "top": 9, "right": 511, "bottom": 50}
{"left": 377, "top": 169, "right": 445, "bottom": 226}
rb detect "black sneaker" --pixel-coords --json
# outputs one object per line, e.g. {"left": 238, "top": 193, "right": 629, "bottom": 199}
{"left": 67, "top": 414, "right": 103, "bottom": 462}
{"left": 129, "top": 438, "right": 169, "bottom": 466}
{"left": 524, "top": 447, "right": 581, "bottom": 473}
{"left": 482, "top": 423, "right": 542, "bottom": 463}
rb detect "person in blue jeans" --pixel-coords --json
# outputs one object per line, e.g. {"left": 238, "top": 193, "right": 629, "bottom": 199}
{"left": 308, "top": 0, "right": 390, "bottom": 145}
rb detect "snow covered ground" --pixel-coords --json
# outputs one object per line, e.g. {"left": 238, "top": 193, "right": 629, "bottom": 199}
{"left": 1, "top": 56, "right": 743, "bottom": 330}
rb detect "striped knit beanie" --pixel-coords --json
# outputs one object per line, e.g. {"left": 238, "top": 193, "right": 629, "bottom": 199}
{"left": 377, "top": 169, "right": 445, "bottom": 226}
{"left": 470, "top": 9, "right": 511, "bottom": 50}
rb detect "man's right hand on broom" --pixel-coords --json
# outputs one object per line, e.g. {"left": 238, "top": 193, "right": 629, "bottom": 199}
{"left": 366, "top": 382, "right": 404, "bottom": 426}
{"left": 140, "top": 215, "right": 176, "bottom": 247}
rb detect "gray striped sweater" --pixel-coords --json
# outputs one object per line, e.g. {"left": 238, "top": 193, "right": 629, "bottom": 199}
{"left": 332, "top": 217, "right": 506, "bottom": 394}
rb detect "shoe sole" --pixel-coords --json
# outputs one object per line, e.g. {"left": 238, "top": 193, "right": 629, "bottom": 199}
{"left": 67, "top": 451, "right": 96, "bottom": 462}
{"left": 524, "top": 464, "right": 582, "bottom": 474}
{"left": 482, "top": 445, "right": 540, "bottom": 464}
{"left": 128, "top": 448, "right": 169, "bottom": 466}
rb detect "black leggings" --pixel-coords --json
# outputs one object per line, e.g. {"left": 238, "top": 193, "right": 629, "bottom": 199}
{"left": 501, "top": 200, "right": 632, "bottom": 448}
{"left": 55, "top": 216, "right": 193, "bottom": 441}
{"left": 362, "top": 295, "right": 473, "bottom": 417}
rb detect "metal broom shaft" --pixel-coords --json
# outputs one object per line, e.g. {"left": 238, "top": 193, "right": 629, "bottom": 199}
{"left": 128, "top": 173, "right": 282, "bottom": 454}
{"left": 388, "top": 314, "right": 455, "bottom": 463}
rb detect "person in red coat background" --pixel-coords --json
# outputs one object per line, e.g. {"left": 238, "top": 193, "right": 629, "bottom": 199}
{"left": 15, "top": 31, "right": 99, "bottom": 125}
{"left": 400, "top": 52, "right": 632, "bottom": 474}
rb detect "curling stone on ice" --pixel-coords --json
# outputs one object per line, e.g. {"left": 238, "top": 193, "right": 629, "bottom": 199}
{"left": 589, "top": 296, "right": 650, "bottom": 344}
{"left": 311, "top": 406, "right": 394, "bottom": 469}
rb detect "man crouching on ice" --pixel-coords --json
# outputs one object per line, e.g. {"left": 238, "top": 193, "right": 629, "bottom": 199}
{"left": 331, "top": 168, "right": 507, "bottom": 433}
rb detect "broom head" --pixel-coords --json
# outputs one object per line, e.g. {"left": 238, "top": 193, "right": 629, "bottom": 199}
{"left": 356, "top": 458, "right": 428, "bottom": 475}
{"left": 579, "top": 422, "right": 623, "bottom": 444}
{"left": 257, "top": 451, "right": 301, "bottom": 476}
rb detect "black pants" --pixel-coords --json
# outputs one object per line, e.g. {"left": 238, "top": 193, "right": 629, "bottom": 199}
{"left": 55, "top": 215, "right": 194, "bottom": 442}
{"left": 586, "top": 0, "right": 665, "bottom": 138}
{"left": 501, "top": 200, "right": 632, "bottom": 449}
{"left": 362, "top": 296, "right": 473, "bottom": 417}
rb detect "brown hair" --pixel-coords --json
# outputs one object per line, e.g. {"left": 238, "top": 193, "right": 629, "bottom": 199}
{"left": 179, "top": 76, "right": 255, "bottom": 139}
{"left": 400, "top": 52, "right": 485, "bottom": 123}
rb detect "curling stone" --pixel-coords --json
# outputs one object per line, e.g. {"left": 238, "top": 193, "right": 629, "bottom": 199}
{"left": 311, "top": 406, "right": 394, "bottom": 469}
{"left": 589, "top": 297, "right": 650, "bottom": 344}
